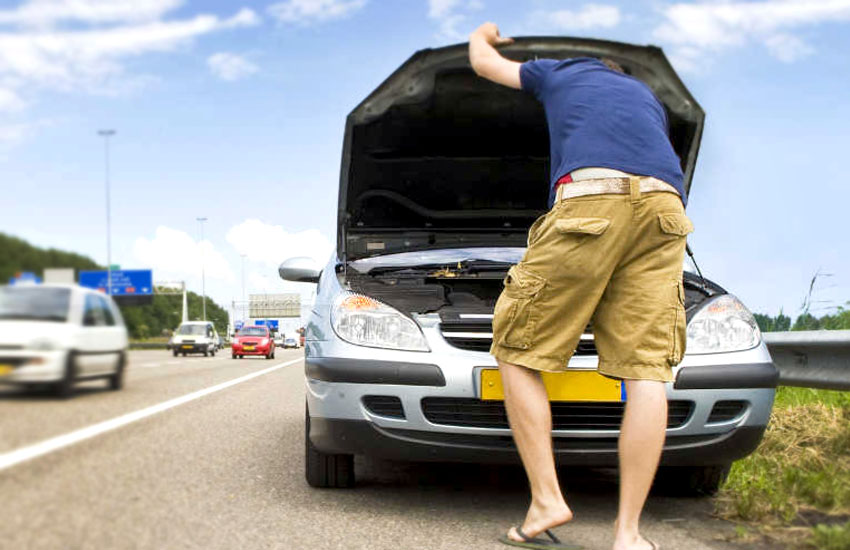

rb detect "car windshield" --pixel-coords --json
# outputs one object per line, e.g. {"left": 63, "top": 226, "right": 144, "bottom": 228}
{"left": 348, "top": 246, "right": 698, "bottom": 274}
{"left": 0, "top": 286, "right": 71, "bottom": 322}
{"left": 348, "top": 247, "right": 526, "bottom": 273}
{"left": 177, "top": 324, "right": 208, "bottom": 335}
{"left": 239, "top": 327, "right": 267, "bottom": 336}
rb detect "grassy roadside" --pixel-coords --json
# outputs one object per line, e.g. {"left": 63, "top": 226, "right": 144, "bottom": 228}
{"left": 715, "top": 387, "right": 850, "bottom": 549}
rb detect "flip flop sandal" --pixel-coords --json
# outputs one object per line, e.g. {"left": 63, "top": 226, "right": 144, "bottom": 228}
{"left": 498, "top": 526, "right": 584, "bottom": 549}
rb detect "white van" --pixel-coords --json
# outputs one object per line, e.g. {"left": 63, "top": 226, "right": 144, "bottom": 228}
{"left": 169, "top": 321, "right": 220, "bottom": 357}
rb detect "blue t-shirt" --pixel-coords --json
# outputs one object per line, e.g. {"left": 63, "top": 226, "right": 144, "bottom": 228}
{"left": 520, "top": 57, "right": 686, "bottom": 205}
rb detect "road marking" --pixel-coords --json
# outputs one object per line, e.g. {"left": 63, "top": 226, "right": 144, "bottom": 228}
{"left": 0, "top": 357, "right": 302, "bottom": 472}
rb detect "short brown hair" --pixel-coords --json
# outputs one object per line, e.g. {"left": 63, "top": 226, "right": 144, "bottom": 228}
{"left": 601, "top": 58, "right": 625, "bottom": 73}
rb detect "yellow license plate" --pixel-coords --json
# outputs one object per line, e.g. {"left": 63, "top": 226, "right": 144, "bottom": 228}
{"left": 181, "top": 345, "right": 193, "bottom": 349}
{"left": 480, "top": 369, "right": 623, "bottom": 402}
{"left": 243, "top": 345, "right": 255, "bottom": 351}
{"left": 0, "top": 365, "right": 13, "bottom": 376}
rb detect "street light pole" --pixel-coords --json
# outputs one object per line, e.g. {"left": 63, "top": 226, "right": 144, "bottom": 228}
{"left": 98, "top": 129, "right": 116, "bottom": 296}
{"left": 240, "top": 254, "right": 247, "bottom": 322}
{"left": 197, "top": 217, "right": 208, "bottom": 321}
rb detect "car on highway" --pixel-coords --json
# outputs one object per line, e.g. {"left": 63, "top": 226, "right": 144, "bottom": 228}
{"left": 279, "top": 38, "right": 779, "bottom": 492}
{"left": 231, "top": 325, "right": 276, "bottom": 359}
{"left": 274, "top": 332, "right": 284, "bottom": 348}
{"left": 282, "top": 335, "right": 299, "bottom": 349}
{"left": 0, "top": 283, "right": 129, "bottom": 397}
{"left": 169, "top": 321, "right": 220, "bottom": 357}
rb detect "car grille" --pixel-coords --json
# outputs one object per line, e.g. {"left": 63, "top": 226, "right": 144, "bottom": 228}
{"left": 421, "top": 398, "right": 693, "bottom": 430}
{"left": 363, "top": 395, "right": 405, "bottom": 419}
{"left": 439, "top": 316, "right": 597, "bottom": 355}
{"left": 707, "top": 400, "right": 747, "bottom": 423}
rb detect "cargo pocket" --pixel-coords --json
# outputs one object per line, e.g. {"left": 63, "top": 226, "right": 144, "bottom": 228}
{"left": 492, "top": 264, "right": 547, "bottom": 350}
{"left": 554, "top": 217, "right": 611, "bottom": 236}
{"left": 658, "top": 213, "right": 694, "bottom": 236}
{"left": 668, "top": 279, "right": 687, "bottom": 365}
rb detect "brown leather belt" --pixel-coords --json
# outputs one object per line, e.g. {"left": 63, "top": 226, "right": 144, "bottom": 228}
{"left": 555, "top": 176, "right": 680, "bottom": 202}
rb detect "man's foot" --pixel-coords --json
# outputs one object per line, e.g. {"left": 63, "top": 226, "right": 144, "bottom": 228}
{"left": 612, "top": 533, "right": 658, "bottom": 550}
{"left": 506, "top": 499, "right": 573, "bottom": 542}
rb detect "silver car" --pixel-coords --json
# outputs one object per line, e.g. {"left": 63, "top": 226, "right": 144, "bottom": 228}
{"left": 279, "top": 38, "right": 777, "bottom": 492}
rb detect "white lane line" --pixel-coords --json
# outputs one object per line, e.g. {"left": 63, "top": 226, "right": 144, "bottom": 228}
{"left": 0, "top": 357, "right": 302, "bottom": 472}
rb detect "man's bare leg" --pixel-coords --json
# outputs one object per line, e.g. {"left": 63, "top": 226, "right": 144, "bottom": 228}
{"left": 499, "top": 359, "right": 573, "bottom": 541}
{"left": 613, "top": 379, "right": 668, "bottom": 550}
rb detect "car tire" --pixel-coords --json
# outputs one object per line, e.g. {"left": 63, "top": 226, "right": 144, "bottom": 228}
{"left": 305, "top": 403, "right": 354, "bottom": 488}
{"left": 172, "top": 349, "right": 178, "bottom": 357}
{"left": 182, "top": 352, "right": 187, "bottom": 357}
{"left": 53, "top": 352, "right": 76, "bottom": 399}
{"left": 210, "top": 348, "right": 216, "bottom": 357}
{"left": 108, "top": 352, "right": 126, "bottom": 391}
{"left": 232, "top": 354, "right": 237, "bottom": 359}
{"left": 656, "top": 464, "right": 731, "bottom": 496}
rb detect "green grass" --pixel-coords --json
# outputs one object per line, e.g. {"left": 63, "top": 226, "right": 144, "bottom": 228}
{"left": 716, "top": 387, "right": 850, "bottom": 549}
{"left": 812, "top": 522, "right": 850, "bottom": 550}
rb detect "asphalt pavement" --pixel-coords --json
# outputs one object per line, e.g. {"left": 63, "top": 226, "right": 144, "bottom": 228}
{"left": 1, "top": 349, "right": 752, "bottom": 550}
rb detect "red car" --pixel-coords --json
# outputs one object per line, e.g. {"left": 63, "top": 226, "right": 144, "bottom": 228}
{"left": 231, "top": 326, "right": 275, "bottom": 360}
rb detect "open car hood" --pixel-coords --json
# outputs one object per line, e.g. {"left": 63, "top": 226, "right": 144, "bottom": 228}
{"left": 339, "top": 37, "right": 704, "bottom": 261}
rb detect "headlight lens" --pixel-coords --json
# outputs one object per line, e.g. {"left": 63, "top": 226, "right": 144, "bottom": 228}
{"left": 332, "top": 293, "right": 429, "bottom": 352}
{"left": 686, "top": 294, "right": 761, "bottom": 354}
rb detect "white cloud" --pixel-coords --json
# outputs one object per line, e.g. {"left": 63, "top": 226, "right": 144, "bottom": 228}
{"left": 0, "top": 1, "right": 260, "bottom": 146}
{"left": 427, "top": 0, "right": 483, "bottom": 41}
{"left": 528, "top": 4, "right": 620, "bottom": 31}
{"left": 133, "top": 226, "right": 236, "bottom": 284}
{"left": 226, "top": 219, "right": 332, "bottom": 268}
{"left": 207, "top": 52, "right": 258, "bottom": 81}
{"left": 0, "top": 0, "right": 182, "bottom": 27}
{"left": 764, "top": 33, "right": 815, "bottom": 62}
{"left": 653, "top": 0, "right": 850, "bottom": 69}
{"left": 0, "top": 87, "right": 25, "bottom": 112}
{"left": 266, "top": 0, "right": 366, "bottom": 25}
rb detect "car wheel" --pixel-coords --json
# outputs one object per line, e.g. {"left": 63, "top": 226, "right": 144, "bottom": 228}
{"left": 172, "top": 349, "right": 178, "bottom": 357}
{"left": 182, "top": 352, "right": 187, "bottom": 357}
{"left": 656, "top": 464, "right": 731, "bottom": 496}
{"left": 238, "top": 355, "right": 243, "bottom": 359}
{"left": 53, "top": 352, "right": 76, "bottom": 399}
{"left": 210, "top": 348, "right": 216, "bottom": 357}
{"left": 108, "top": 352, "right": 126, "bottom": 391}
{"left": 304, "top": 402, "right": 354, "bottom": 488}
{"left": 232, "top": 354, "right": 237, "bottom": 359}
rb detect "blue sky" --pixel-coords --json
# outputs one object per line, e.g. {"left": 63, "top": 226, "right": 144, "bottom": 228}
{"left": 1, "top": 0, "right": 849, "bottom": 322}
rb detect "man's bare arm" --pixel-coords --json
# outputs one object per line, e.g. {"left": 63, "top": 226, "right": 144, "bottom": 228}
{"left": 468, "top": 22, "right": 521, "bottom": 89}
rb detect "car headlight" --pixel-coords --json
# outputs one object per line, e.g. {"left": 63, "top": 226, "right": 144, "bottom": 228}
{"left": 30, "top": 338, "right": 60, "bottom": 351}
{"left": 686, "top": 294, "right": 761, "bottom": 354}
{"left": 332, "top": 292, "right": 429, "bottom": 352}
{"left": 260, "top": 338, "right": 269, "bottom": 345}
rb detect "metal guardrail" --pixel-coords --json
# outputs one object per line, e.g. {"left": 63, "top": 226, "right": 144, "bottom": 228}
{"left": 763, "top": 330, "right": 850, "bottom": 391}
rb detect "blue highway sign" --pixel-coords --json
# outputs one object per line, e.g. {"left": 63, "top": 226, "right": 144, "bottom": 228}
{"left": 79, "top": 269, "right": 153, "bottom": 296}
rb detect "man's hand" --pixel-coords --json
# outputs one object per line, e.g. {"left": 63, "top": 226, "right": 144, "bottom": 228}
{"left": 468, "top": 22, "right": 521, "bottom": 89}
{"left": 471, "top": 22, "right": 514, "bottom": 47}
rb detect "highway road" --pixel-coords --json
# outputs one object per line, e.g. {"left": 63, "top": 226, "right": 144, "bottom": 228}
{"left": 1, "top": 349, "right": 756, "bottom": 550}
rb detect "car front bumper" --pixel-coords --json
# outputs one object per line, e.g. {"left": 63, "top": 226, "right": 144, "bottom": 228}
{"left": 232, "top": 344, "right": 272, "bottom": 355}
{"left": 173, "top": 343, "right": 212, "bottom": 353}
{"left": 0, "top": 350, "right": 67, "bottom": 383}
{"left": 304, "top": 330, "right": 777, "bottom": 466}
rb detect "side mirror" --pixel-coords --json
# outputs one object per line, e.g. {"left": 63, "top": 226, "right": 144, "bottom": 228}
{"left": 278, "top": 257, "right": 321, "bottom": 283}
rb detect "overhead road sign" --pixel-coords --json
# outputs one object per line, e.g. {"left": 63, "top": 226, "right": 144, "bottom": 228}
{"left": 8, "top": 272, "right": 41, "bottom": 285}
{"left": 249, "top": 293, "right": 300, "bottom": 318}
{"left": 79, "top": 269, "right": 153, "bottom": 305}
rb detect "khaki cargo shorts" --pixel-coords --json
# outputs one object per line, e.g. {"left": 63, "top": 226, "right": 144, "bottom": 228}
{"left": 490, "top": 181, "right": 694, "bottom": 382}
